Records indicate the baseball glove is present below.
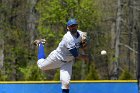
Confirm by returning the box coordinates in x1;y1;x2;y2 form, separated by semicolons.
80;32;87;48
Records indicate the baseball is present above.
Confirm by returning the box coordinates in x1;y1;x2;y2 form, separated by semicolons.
101;50;107;55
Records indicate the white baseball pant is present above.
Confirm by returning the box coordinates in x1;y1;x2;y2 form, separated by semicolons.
37;50;73;89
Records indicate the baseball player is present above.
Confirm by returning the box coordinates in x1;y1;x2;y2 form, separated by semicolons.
34;18;88;93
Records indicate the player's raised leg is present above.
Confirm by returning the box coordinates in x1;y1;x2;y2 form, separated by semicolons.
34;39;47;69
34;39;46;60
38;43;46;59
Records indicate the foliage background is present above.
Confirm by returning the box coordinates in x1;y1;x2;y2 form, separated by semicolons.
0;0;139;81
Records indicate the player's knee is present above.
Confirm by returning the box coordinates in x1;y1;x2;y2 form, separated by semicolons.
37;59;46;70
61;80;70;89
37;64;45;70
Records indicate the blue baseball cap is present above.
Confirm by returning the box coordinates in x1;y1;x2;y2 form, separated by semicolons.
67;19;78;26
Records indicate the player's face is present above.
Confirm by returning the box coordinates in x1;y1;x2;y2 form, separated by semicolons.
68;24;78;34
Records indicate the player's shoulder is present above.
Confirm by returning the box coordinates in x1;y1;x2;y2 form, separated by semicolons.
77;30;82;33
63;31;72;41
77;30;84;36
63;31;72;38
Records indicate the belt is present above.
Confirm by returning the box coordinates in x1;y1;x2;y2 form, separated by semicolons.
61;60;67;63
61;60;72;63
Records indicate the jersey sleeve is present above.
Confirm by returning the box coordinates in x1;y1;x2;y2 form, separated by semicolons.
63;35;75;50
63;35;79;57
